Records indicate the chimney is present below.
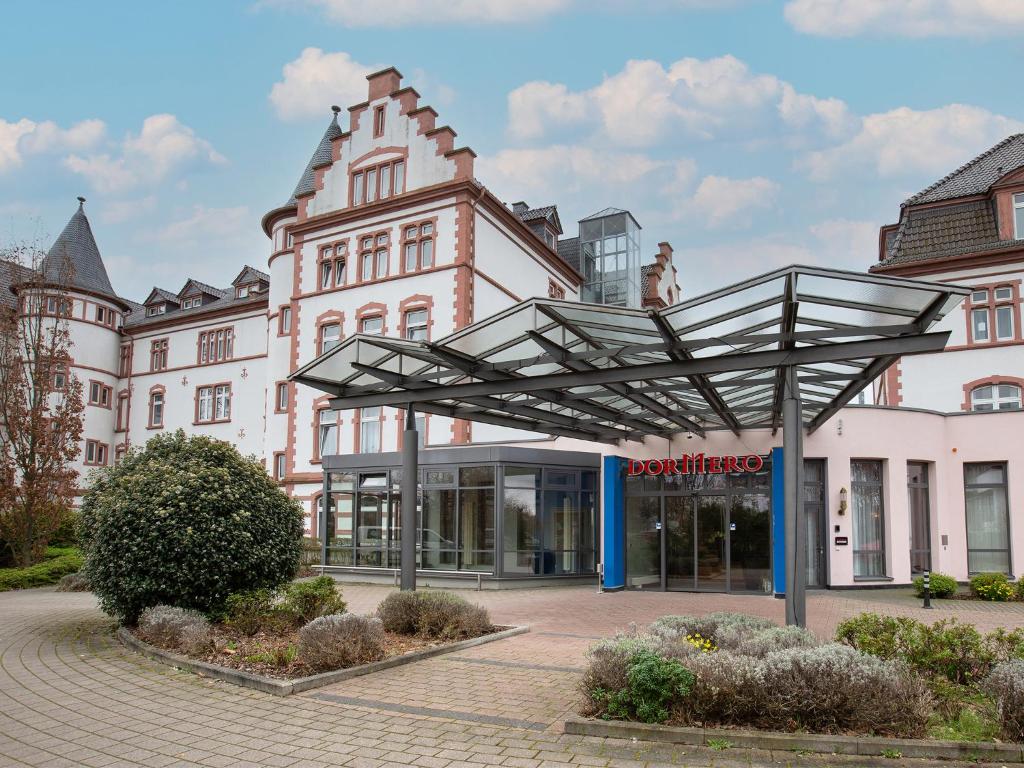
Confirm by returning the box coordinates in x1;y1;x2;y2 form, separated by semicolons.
367;67;403;101
512;201;529;216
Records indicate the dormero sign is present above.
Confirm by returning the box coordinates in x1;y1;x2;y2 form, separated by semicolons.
627;454;765;476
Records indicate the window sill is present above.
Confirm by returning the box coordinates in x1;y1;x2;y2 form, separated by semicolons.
853;575;894;582
146;424;164;431
193;419;231;426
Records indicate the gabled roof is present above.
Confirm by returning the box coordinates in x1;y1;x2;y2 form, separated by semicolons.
41;198;118;301
288;109;343;205
0;260;34;310
232;265;270;286
905;134;1024;206
580;207;641;230
143;287;181;306
178;278;228;299
880;200;1003;267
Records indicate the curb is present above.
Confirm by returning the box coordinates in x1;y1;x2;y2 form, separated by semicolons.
118;624;529;696
563;716;1024;763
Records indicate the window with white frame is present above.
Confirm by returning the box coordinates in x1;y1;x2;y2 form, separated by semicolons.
198;327;234;364
279;306;292;334
994;287;1015;340
149;390;164;427
971;383;1022;411
320;322;341;353
402;222;434;272
84;440;108;466
1014;193;1024;239
317;408;338;457
358;233;389;281
970;285;1018;343
318;242;347;289
197;384;230;423
351;160;405;206
274;452;286;481
359;406;382;453
360;315;383;335
404;309;428;340
276;382;289;412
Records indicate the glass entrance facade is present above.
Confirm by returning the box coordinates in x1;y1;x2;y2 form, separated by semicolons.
321;448;599;580
624;467;772;593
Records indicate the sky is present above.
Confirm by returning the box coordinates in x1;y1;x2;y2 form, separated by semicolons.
2;0;1023;299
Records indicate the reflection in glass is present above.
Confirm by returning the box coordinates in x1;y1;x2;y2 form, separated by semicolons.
696;496;727;591
665;496;694;590
965;462;1010;574
626;496;660;588
460;488;494;571
851;460;885;577
729;494;770;592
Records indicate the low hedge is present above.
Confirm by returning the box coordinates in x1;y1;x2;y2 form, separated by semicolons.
912;572;958;599
0;547;83;591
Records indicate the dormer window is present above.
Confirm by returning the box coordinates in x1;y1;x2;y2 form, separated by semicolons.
236;285;249;299
1014;193;1024;239
146;304;166;317
181;296;202;309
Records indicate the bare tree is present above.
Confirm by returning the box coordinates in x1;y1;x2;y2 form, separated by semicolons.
0;241;84;567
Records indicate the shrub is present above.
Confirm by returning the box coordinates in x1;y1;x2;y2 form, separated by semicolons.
1016;580;1024;602
50;509;79;548
137;605;211;653
971;572;1015;602
0;547;83;591
376;590;492;640
594;649;695;724
298;614;385;671
377;591;420;634
649;612;775;651
983;660;1024;741
836;613;994;684
912;572;958;599
56;571;91;592
280;577;346;624
581;634;658;715
223;589;280;635
734;625;819;658
78;431;304;623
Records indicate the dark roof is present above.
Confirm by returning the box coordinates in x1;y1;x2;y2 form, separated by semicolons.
42;199;118;301
883;200;1001;266
641;263;654;297
179;278;228;299
232;265;270;286
144;287;181;306
0;260;34;310
514;204;562;235
288;111;343;204
580;207;641;229
125;289;267;329
906;134;1024;206
556;237;580;272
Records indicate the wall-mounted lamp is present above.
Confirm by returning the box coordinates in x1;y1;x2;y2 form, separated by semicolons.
838;486;848;516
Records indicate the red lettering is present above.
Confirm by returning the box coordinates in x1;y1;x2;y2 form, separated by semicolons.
694;454;705;473
645;460;664;476
627;459;646;476
680;454;692;473
741;455;764;472
708;455;723;473
664;458;679;475
723;455;739;473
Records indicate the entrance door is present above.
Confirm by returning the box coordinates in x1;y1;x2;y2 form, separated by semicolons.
907;462;931;573
625;496;661;588
695;496;727;591
665;496;694;590
803;460;827;588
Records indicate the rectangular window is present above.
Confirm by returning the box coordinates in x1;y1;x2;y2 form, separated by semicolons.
1014;193;1024;239
353;172;364;205
150;339;168;371
380;166;391;198
404;309;428;340
334;243;347;286
276;382;289;412
318;409;337;457
197;328;234;364
375;233;388;277
359;406;381;453
402;222;434;272
320;323;341;353
119;344;131;377
116;392;128;431
214;384;231;421
197;387;213;422
366;168;377;203
149;391;164;428
972;308;990;342
274;452;286;481
393;161;405;194
84;440;107;466
851;460;885;577
89;381;101;405
360;316;383;335
964;462;1010;574
994;285;1013;301
51;363;66;390
320;260;332;289
279;306;292;334
373;105;385;137
95;306;106;323
907;462;930;574
995;304;1014;340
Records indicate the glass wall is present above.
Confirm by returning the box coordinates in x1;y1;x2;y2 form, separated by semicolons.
851;460;886;577
579;210;641;308
907;462;931;574
964;463;1011;574
324;462;598;578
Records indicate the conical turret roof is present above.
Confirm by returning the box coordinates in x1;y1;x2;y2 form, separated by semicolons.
42;198;118;301
287;108;343;204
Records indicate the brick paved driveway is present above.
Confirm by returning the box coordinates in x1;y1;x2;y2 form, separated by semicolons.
2;585;1023;768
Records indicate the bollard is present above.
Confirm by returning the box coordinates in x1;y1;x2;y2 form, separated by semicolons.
922;570;932;609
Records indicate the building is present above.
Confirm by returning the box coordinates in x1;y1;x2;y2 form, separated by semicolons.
3;70;1021;593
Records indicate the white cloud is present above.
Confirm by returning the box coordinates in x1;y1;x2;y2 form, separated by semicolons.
0;118;105;172
507;55;854;147
269;48;376;121
799;104;1024;181
64;114;225;194
682;175;780;228
100;196;157;224
155;205;251;245
808;218;878;264
269;0;570;26
784;0;1024;38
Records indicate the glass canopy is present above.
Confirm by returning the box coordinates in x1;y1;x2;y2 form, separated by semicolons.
291;265;969;443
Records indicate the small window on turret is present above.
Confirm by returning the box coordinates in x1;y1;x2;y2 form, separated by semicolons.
374;105;385;138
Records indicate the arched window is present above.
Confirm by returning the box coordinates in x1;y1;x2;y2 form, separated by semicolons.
971;383;1022;411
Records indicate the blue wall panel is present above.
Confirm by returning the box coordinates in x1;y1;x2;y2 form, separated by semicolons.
602;455;626;589
771;446;785;597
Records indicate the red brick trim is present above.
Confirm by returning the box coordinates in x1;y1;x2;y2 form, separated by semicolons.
399;217;438;275
356;301;389;336
315;309;345;355
149;338;169;372
961;375;1024;411
398;294;434;341
882;359;903;406
196;325;235;365
355;229;393;282
960;279;1022;348
277;304;293;336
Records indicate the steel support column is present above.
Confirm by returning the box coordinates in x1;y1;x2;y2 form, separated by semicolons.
400;406;418;591
782;366;806;627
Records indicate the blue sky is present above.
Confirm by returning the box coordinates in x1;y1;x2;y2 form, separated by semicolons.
2;0;1023;298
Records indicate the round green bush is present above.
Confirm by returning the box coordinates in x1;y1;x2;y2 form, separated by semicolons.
970;572;1015;602
911;572;958;599
78;431;303;623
